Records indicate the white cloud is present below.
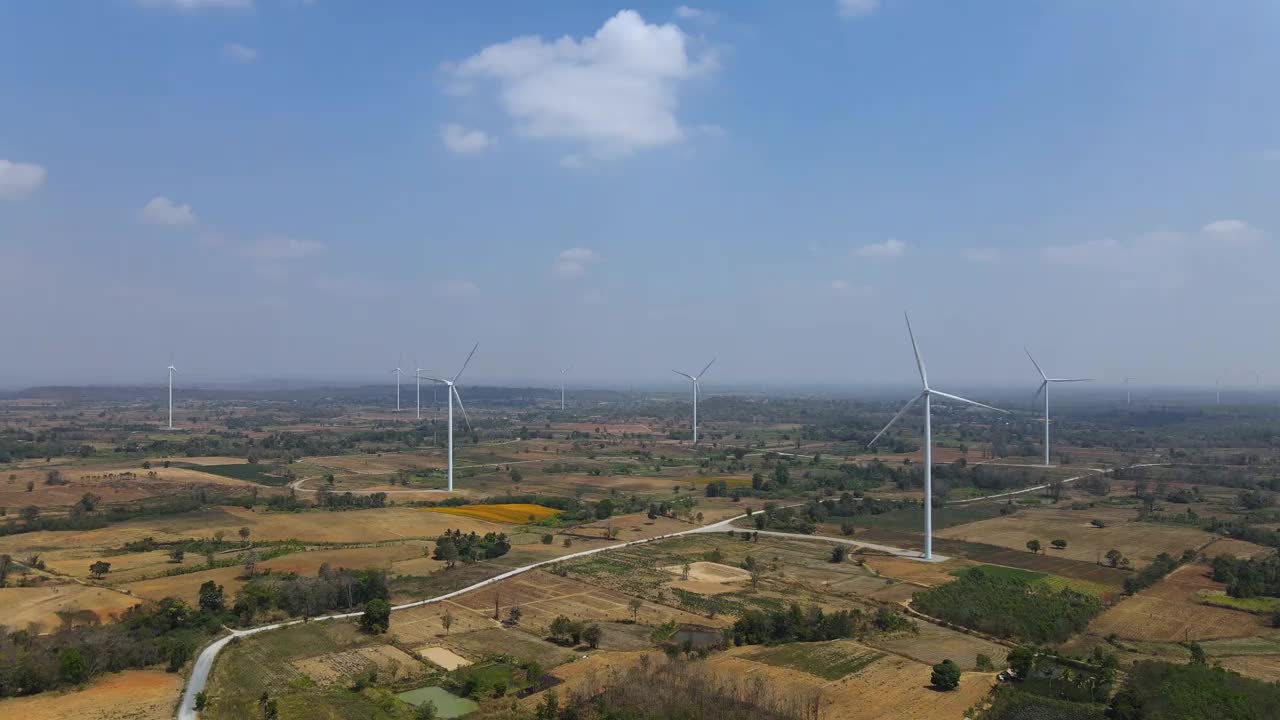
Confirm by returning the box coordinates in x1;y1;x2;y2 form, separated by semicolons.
239;236;326;262
223;43;259;63
311;273;388;300
855;238;906;259
0;159;47;200
675;6;717;23
445;10;714;160
441;124;493;154
436;279;480;297
139;196;198;226
1202;219;1262;244
837;0;880;18
1042;231;1182;268
136;0;253;10
553;247;602;277
963;247;1003;263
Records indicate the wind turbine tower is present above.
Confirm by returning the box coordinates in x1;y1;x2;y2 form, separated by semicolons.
1026;348;1091;467
869;314;1006;560
416;343;478;492
673;358;715;444
414;359;424;420
166;362;178;430
560;366;572;411
1123;376;1135;408
391;361;405;412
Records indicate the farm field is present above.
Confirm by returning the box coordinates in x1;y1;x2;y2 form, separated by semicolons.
1085;564;1265;642
866;615;1010;670
427;502;560;523
0;669;181;720
0;583;140;629
936;506;1212;566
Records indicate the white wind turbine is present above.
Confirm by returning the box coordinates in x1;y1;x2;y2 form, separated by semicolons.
1026;348;1091;467
673;358;715;445
166;361;178;430
560;366;572;410
417;343;478;492
414;358;425;421
390;360;405;412
1123;376;1135;408
869;314;1007;561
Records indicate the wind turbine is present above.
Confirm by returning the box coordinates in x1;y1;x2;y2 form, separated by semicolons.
560;366;572;411
1026;348;1091;467
1123;376;1135;408
416;343;478;492
390;360;405;412
166;361;178;430
868;314;1006;560
414;358;424;421
673;358;715;445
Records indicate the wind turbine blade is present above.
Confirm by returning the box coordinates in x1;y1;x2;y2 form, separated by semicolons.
453;386;472;431
867;392;925;447
453;342;479;383
415;375;447;384
1049;378;1093;383
904;313;928;389
672;370;695;381
1033;380;1047;402
697;357;716;379
928;389;1008;413
1024;347;1047;381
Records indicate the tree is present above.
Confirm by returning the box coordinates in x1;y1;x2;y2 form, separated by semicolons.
931;659;961;691
239;527;251;545
20;505;40;522
840;520;855;536
1026;539;1042;555
975;653;995;672
78;493;100;512
681;562;691;580
199;580;225;612
628;597;642;622
414;701;437;720
441;609;454;635
0;554;11;588
509;469;523;483
25;480;34;492
195;692;208;711
1105;549;1124;568
89;561;111;579
360;598;391;634
541;533;553;545
435;537;460;568
1051;539;1068;550
1008;647;1036;678
583;624;602;649
508;606;523;625
169;547;186;563
242;551;259;578
550;615;574;643
831;546;849;563
59;647;89;684
534;691;559;720
1189;641;1206;664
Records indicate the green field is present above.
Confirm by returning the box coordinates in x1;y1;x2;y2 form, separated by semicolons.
1198;591;1280;615
179;461;292;486
951;564;1109;598
396;687;478;719
744;641;885;680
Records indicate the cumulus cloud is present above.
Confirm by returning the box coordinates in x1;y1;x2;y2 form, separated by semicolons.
553;247;602;277
1202;219;1262;244
223;43;259;63
0;159;47;200
239;236;326;262
674;5;716;23
441;124;493;154
829;280;871;296
436;279;480;297
855;238;906;259
139;196;198;226
136;0;253;10
837;0;880;18
445;10;714;160
1042;231;1183;269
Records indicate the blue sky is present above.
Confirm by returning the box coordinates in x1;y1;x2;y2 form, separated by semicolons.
2;1;1278;389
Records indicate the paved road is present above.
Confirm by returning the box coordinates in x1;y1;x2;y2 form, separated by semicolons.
176;508;933;719
945;462;1168;505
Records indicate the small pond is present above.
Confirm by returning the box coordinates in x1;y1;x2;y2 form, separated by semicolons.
397;686;479;719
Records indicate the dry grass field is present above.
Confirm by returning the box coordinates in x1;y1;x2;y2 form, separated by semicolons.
0;669;181;720
936;506;1211;566
865;619;1009;671
1086;564;1266;642
427;503;560;524
0;583;140;629
415;645;472;670
291;644;422;685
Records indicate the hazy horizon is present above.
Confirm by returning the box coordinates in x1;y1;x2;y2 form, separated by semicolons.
4;2;1278;389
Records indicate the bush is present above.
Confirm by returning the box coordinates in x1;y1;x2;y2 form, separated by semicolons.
359;598;391;634
931;659;961;691
913;568;1101;644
